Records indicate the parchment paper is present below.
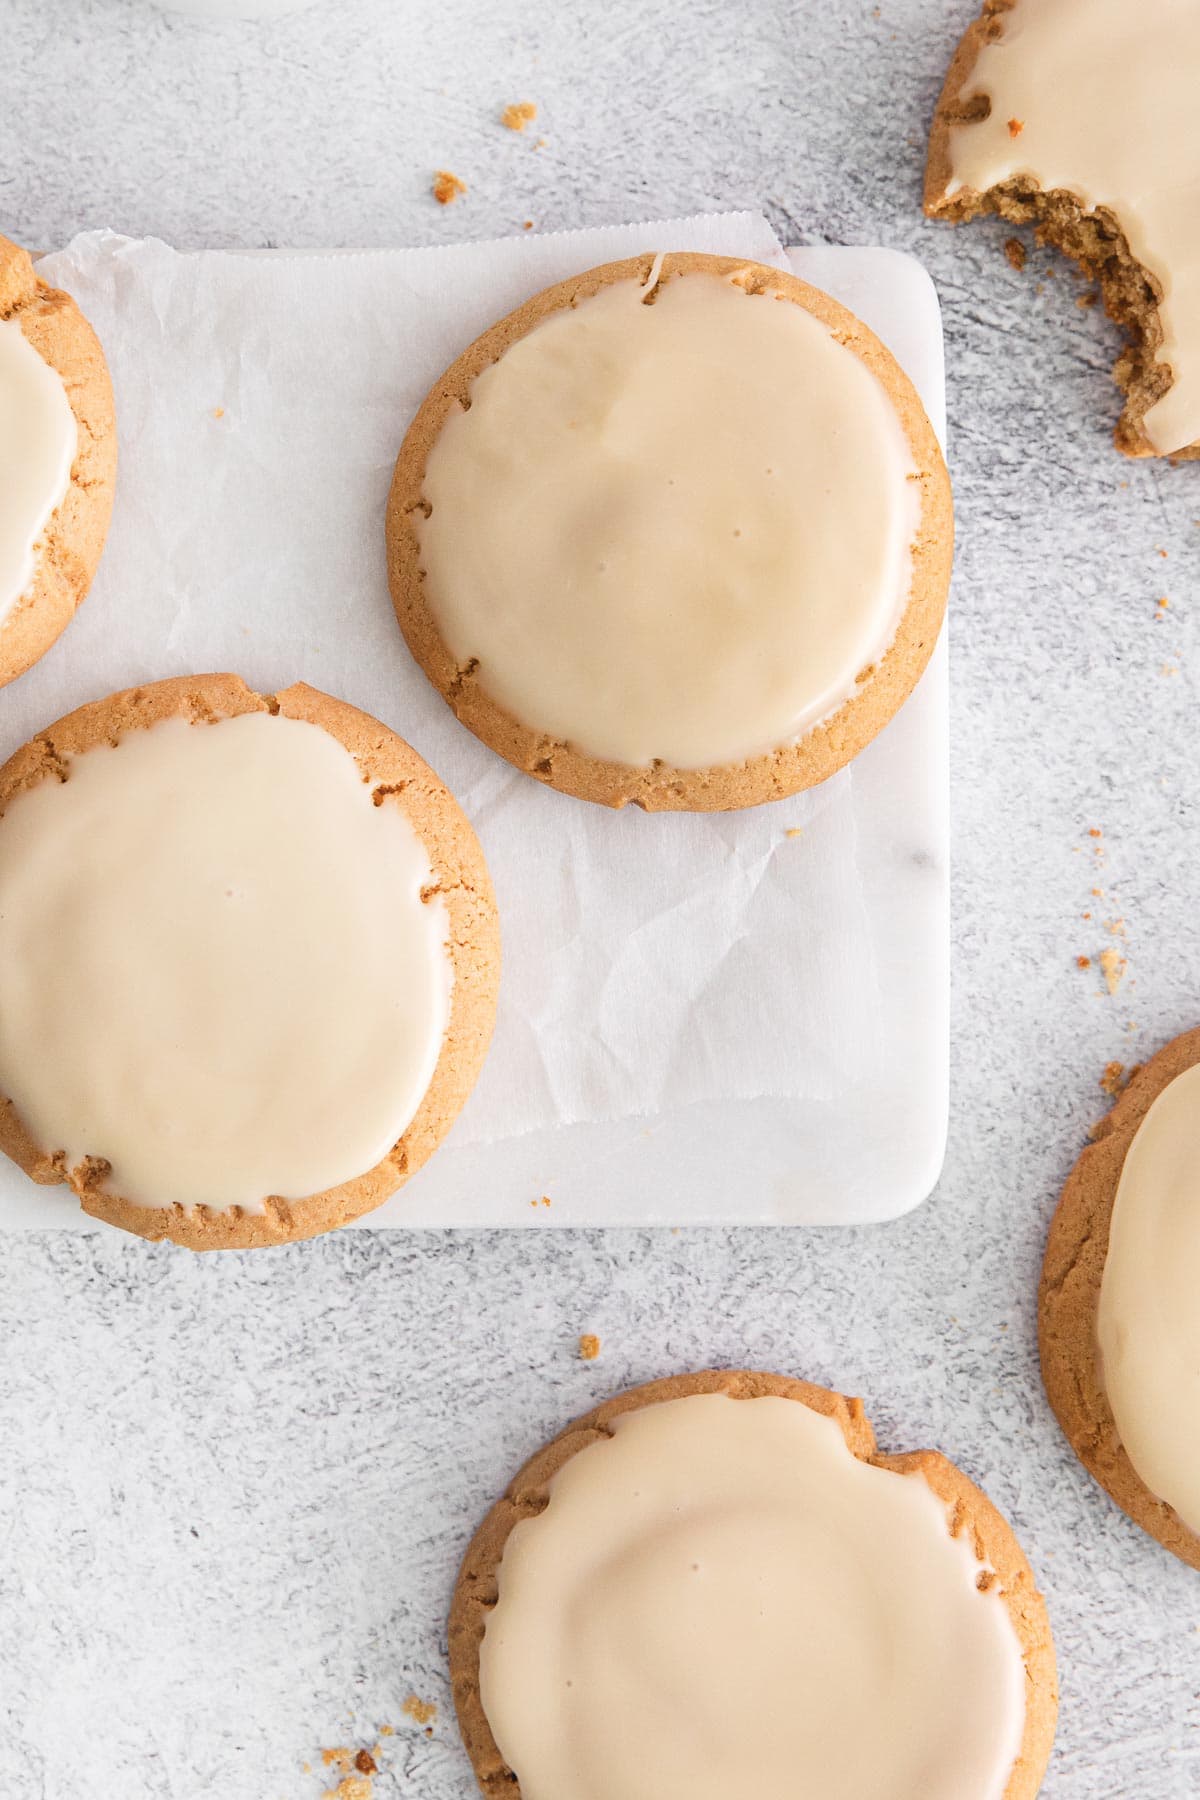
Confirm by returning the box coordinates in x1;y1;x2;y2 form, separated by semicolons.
4;219;948;1229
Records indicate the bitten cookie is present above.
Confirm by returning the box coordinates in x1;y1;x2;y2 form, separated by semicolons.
1040;1027;1200;1567
450;1369;1057;1800
387;252;952;811
925;0;1200;459
0;235;117;685
0;674;500;1250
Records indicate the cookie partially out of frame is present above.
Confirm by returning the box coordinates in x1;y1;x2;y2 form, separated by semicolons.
0;673;500;1250
0;235;117;686
925;0;1200;460
450;1368;1057;1799
387;251;952;812
1040;1027;1200;1567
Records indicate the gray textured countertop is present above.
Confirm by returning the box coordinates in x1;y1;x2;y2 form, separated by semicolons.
2;2;1199;1795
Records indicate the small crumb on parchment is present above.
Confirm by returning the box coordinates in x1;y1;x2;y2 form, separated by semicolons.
1076;955;1091;970
529;1194;552;1209
433;169;467;205
1004;237;1026;272
402;1694;438;1728
212;405;225;419
502;101;538;132
784;826;804;839
579;1333;601;1361
1100;1061;1127;1098
1007;117;1024;137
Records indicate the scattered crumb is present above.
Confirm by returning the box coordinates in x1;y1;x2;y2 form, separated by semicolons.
1003;237;1026;272
1076;955;1091;970
1161;660;1180;677
523;219;534;230
579;1333;601;1361
1100;1060;1127;1098
1159;548;1169;558
1007;117;1024;137
212;405;225;419
354;1751;378;1775
402;1695;437;1728
322;1780;371;1800
1075;290;1098;308
322;1749;352;1773
528;1194;552;1209
501;101;538;132
1099;946;1126;995
1091;887;1104;898
785;826;804;839
433;169;467;206
1087;827;1102;839
534;136;547;149
1082;911;1091;921
379;1726;394;1738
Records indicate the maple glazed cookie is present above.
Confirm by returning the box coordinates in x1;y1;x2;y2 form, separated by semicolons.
926;0;1200;459
0;234;116;686
1040;1028;1200;1566
387;252;952;811
0;674;499;1250
450;1370;1057;1800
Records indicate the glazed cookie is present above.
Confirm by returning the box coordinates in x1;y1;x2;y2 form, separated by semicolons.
1040;1028;1200;1566
387;252;952;811
451;1369;1057;1800
0;235;117;685
0;674;499;1249
926;0;1200;459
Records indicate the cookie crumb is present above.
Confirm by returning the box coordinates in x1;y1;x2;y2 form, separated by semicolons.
784;826;804;839
322;1780;372;1800
1003;237;1026;272
1100;1060;1128;1098
1075;289;1098;308
322;1749;352;1772
1076;954;1091;969
378;1726;394;1738
502;101;538;132
402;1694;437;1727
579;1333;601;1360
1007;117;1024;137
433;170;467;206
212;405;225;419
1156;596;1171;619
1099;946;1126;994
523;220;534;230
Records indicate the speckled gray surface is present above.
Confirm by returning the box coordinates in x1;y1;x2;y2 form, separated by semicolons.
2;1;1199;1795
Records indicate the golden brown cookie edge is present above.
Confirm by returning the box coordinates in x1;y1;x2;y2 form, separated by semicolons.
0;235;118;687
386;251;953;812
0;672;500;1250
448;1367;1056;1799
1039;1026;1200;1569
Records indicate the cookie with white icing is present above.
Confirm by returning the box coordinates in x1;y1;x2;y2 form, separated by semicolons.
0;235;116;686
926;0;1200;459
1040;1027;1200;1566
387;253;952;811
0;674;499;1249
451;1369;1058;1800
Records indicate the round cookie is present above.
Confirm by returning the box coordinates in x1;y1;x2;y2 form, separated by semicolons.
0;235;117;686
925;0;1200;459
0;673;500;1250
387;252;953;811
1040;1027;1200;1567
450;1368;1057;1800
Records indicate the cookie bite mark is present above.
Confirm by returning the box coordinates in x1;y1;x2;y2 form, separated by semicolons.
926;0;1200;458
